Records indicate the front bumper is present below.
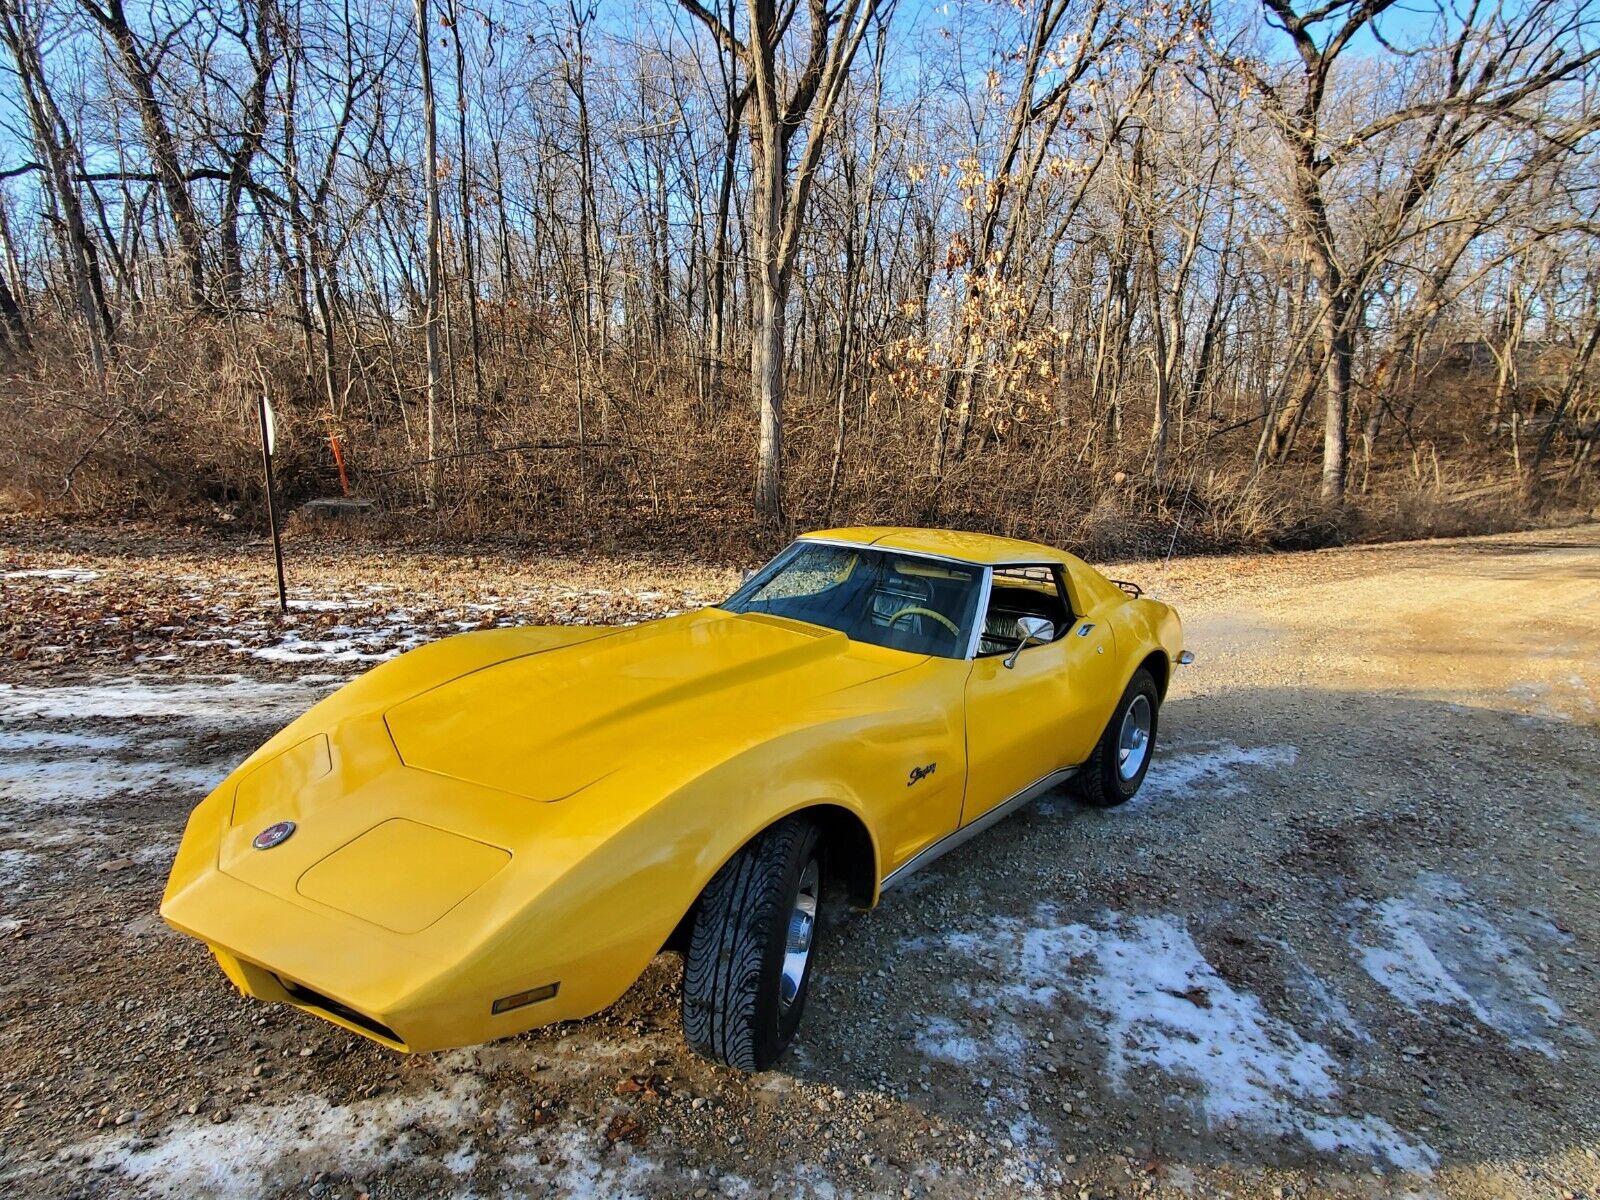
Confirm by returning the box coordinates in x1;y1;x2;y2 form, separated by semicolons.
163;868;570;1053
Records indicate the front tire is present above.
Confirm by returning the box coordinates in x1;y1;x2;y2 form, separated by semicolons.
1078;668;1160;807
682;815;822;1070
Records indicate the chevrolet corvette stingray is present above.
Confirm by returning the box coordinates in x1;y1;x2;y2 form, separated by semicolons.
162;527;1189;1070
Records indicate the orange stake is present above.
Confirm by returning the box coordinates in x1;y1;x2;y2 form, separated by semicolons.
329;431;351;497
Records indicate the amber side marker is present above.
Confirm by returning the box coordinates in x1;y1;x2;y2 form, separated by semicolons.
492;983;560;1014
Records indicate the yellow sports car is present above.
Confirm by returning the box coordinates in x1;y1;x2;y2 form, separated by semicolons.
163;527;1189;1070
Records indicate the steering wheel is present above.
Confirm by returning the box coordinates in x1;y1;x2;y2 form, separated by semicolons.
886;606;961;637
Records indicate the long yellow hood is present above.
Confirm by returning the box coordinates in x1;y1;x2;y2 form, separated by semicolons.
382;610;918;802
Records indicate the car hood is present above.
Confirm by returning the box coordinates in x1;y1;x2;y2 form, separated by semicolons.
382;609;916;801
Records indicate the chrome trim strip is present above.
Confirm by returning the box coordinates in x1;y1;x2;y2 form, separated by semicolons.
879;765;1078;893
964;565;994;660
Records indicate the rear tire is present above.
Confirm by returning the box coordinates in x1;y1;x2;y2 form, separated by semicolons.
1078;668;1160;808
682;815;822;1070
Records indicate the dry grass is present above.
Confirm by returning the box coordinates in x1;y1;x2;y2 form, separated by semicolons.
2;312;1593;562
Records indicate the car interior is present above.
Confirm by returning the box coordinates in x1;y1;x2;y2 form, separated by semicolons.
859;558;975;655
733;547;981;657
977;565;1074;657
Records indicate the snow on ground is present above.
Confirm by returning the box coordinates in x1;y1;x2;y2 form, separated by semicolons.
1351;873;1572;1057
502;1126;666;1200
3;568;101;582
74;1068;668;1200
0;847;34;887
0;677;332;807
79;1076;488;1197
0;676;333;723
1033;740;1298;816
912;906;1437;1174
243;623;430;664
4;553;708;670
1133;740;1300;806
179;584;675;666
0;753;224;806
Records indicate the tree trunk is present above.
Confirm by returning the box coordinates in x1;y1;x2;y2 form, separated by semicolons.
749;130;787;525
1320;289;1352;503
414;0;444;506
0;3;112;379
708;109;740;404
448;0;485;417
0;273;29;354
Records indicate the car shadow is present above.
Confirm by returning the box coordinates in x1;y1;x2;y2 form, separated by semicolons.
780;687;1599;1182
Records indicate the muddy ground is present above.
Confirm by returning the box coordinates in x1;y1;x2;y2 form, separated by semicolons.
0;521;1597;1200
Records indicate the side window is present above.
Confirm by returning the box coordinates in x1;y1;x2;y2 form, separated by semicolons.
977;565;1073;658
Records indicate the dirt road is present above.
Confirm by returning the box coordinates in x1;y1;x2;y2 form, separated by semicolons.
1;523;1597;1199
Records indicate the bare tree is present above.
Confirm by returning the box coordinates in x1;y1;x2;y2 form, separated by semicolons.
678;0;887;525
414;0;444;503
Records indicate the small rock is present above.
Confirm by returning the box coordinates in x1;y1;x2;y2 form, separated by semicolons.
97;858;134;874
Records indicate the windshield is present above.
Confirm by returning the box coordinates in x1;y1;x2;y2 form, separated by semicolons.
722;542;982;659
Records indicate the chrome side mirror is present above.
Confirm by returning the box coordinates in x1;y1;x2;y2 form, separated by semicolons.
740;568;756;584
1004;616;1055;669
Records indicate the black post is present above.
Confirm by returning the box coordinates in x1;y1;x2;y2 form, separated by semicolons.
259;393;288;613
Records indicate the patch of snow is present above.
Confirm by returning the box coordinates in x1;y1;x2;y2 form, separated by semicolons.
0;676;330;722
3;568;101;582
1134;741;1299;806
914;1015;982;1064
440;1142;478;1175
0;847;38;888
0;729;130;754
911;907;1435;1173
244;618;433;665
777;1163;842;1199
1353;873;1567;1057
1269;941;1371;1044
79;1078;486;1197
0;756;225;806
500;1126;665;1199
286;597;366;612
0;677;333;809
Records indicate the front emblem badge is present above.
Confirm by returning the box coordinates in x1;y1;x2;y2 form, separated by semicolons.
252;820;296;850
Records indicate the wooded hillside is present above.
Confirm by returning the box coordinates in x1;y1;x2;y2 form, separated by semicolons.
1;0;1596;555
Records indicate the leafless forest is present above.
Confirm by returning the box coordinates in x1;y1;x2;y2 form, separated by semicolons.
0;0;1596;554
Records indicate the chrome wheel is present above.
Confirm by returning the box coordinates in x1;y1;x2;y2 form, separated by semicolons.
778;858;819;1013
1118;694;1152;781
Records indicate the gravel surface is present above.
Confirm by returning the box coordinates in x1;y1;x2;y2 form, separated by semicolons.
1;521;1597;1199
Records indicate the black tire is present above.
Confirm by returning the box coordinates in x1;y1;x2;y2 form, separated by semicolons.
682;815;822;1070
1077;668;1160;808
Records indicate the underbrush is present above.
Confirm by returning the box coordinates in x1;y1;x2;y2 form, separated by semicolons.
2;317;1592;564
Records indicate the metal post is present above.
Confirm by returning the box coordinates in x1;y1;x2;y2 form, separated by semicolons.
259;392;287;614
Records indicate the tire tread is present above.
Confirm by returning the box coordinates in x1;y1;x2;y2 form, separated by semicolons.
682;817;813;1070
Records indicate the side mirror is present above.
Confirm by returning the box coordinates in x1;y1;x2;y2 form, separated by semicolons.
1004;616;1055;669
740;568;757;584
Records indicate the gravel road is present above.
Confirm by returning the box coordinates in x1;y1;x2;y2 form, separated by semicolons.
1;522;1596;1200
